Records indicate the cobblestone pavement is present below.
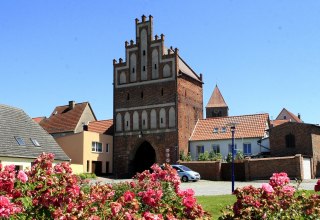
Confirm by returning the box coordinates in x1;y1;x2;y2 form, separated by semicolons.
91;177;318;196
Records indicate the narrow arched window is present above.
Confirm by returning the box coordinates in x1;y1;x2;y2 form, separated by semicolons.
133;111;139;130
116;113;122;131
124;112;131;131
152;49;159;79
169;107;176;128
159;108;166;128
130;53;137;82
141;110;148;130
163;64;171;77
119;71;126;84
150;109;157;129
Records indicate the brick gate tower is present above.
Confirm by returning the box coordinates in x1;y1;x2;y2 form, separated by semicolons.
113;15;203;177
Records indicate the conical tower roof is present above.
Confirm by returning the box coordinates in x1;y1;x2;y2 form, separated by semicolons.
206;85;228;108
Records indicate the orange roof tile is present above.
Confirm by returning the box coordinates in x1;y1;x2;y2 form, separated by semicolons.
190;113;269;141
276;108;302;123
206;85;228;108
87;119;114;135
40;102;92;134
32;116;46;123
270;119;290;127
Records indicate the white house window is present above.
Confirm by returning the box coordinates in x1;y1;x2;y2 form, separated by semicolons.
106;144;109;153
228;144;237;154
15;137;25;146
213;128;219;133
92;142;102;153
212;144;220;153
243;143;252;155
221;127;226;133
30;138;40;147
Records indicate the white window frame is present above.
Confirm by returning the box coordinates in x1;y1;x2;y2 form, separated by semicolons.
92;141;102;153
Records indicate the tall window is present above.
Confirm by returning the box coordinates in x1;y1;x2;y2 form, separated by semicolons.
212;144;220;153
228;144;237;154
243;143;252;155
197;146;204;157
92;142;102;153
286;133;295;148
106;144;109;153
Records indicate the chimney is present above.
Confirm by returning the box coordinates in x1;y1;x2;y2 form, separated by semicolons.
69;101;75;109
298;113;301;120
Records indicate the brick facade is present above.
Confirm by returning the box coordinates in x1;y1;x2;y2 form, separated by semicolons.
113;15;203;177
269;122;320;177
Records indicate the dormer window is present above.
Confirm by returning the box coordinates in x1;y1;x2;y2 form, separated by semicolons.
15;137;25;146
30;138;40;147
221;127;226;133
213;128;219;133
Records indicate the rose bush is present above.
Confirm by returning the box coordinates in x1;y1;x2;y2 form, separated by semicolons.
0;153;210;219
219;172;320;219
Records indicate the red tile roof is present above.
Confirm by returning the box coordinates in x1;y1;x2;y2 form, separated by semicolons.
276;108;302;123
190;113;269;141
87;119;114;135
270;119;290;127
32;116;46;123
206;85;228;108
40;102;92;134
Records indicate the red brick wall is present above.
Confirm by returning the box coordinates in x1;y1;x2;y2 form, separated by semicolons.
311;134;320;177
177;75;203;154
178;161;221;181
269;122;320;177
114;132;178;177
244;155;303;180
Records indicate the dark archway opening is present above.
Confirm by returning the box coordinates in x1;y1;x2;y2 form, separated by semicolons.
133;141;156;175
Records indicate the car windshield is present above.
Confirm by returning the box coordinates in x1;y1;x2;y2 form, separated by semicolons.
179;165;192;171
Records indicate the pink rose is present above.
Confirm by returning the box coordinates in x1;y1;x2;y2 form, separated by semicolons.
110;202;122;215
17;170;28;183
261;183;274;193
183;196;196;209
123;190;135;202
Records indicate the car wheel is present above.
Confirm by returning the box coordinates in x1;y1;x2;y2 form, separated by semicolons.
181;176;188;182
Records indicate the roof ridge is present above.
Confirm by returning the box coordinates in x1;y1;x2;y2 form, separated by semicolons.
202;113;269;121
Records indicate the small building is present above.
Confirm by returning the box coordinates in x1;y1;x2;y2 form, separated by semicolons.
271;108;302;127
54;120;113;175
189;113;270;160
269;122;320;178
0;104;70;170
37;101;113;175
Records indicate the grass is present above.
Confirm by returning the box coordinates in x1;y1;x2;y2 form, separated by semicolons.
196;190;315;219
196;194;236;220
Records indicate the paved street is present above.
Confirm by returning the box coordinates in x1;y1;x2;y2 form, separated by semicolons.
91;177;318;196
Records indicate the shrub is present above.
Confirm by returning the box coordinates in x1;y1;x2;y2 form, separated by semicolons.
77;173;97;180
180;151;192;161
219;172;320;219
0;153;211;219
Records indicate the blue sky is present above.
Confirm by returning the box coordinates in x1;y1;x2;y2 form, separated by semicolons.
1;1;319;124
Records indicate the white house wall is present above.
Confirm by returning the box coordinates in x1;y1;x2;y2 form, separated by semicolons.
189;138;269;160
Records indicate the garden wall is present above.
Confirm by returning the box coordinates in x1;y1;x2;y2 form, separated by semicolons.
178;161;221;180
244;154;303;181
179;154;304;181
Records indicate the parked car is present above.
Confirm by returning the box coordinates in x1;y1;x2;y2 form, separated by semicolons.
171;165;201;182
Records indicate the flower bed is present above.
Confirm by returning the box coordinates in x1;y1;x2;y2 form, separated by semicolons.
0;153;210;219
219;172;320;219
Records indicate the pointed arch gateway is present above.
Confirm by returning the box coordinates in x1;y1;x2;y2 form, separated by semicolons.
133;141;156;175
